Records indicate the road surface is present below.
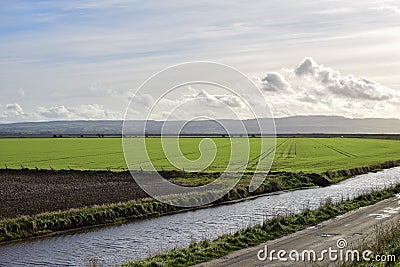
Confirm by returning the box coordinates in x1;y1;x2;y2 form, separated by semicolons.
195;195;400;267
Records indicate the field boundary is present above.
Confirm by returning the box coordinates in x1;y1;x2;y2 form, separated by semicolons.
1;158;399;179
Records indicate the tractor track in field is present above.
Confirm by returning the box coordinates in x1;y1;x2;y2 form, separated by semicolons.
276;138;295;159
1;144;119;158
326;145;358;158
134;140;239;168
314;139;358;158
7;151;123;166
7;140;238;170
4;138;270;171
286;140;296;158
246;138;289;169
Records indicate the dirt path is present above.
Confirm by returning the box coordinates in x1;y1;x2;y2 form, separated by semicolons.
195;195;400;267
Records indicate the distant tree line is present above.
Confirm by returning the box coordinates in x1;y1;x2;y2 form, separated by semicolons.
53;134;105;138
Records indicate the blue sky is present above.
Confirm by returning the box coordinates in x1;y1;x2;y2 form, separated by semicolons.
1;0;400;122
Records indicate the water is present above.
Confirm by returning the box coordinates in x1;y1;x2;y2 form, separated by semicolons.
1;167;400;266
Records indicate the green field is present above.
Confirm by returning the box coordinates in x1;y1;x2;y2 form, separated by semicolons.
0;137;399;173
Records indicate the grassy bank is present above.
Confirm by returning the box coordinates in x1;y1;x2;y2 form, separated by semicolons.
167;160;400;187
123;185;400;267
0;198;175;242
346;220;400;267
0;160;399;243
323;159;400;183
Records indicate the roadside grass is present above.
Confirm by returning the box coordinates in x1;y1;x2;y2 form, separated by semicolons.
123;185;400;267
344;219;400;267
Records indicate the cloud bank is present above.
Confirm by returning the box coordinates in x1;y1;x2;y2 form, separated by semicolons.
0;104;121;123
188;90;245;109
0;103;27;122
259;57;400;118
294;57;394;101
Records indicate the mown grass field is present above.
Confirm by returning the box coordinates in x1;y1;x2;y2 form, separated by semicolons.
0;137;399;173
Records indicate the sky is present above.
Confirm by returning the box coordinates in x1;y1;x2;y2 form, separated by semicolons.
0;0;400;122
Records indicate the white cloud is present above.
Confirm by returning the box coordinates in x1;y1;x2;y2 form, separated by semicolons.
259;72;291;92
187;90;246;109
3;103;25;116
0;103;27;122
294;57;396;101
34;104;122;120
260;57;400;118
127;88;252;121
35;106;72;119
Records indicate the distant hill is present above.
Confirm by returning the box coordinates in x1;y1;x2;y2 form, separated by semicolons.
273;116;400;134
0;116;399;136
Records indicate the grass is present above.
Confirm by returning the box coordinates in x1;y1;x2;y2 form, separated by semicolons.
123;185;400;267
345;221;400;266
0;198;176;242
0;137;399;173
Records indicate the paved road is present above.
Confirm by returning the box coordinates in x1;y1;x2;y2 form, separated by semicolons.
195;195;400;267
